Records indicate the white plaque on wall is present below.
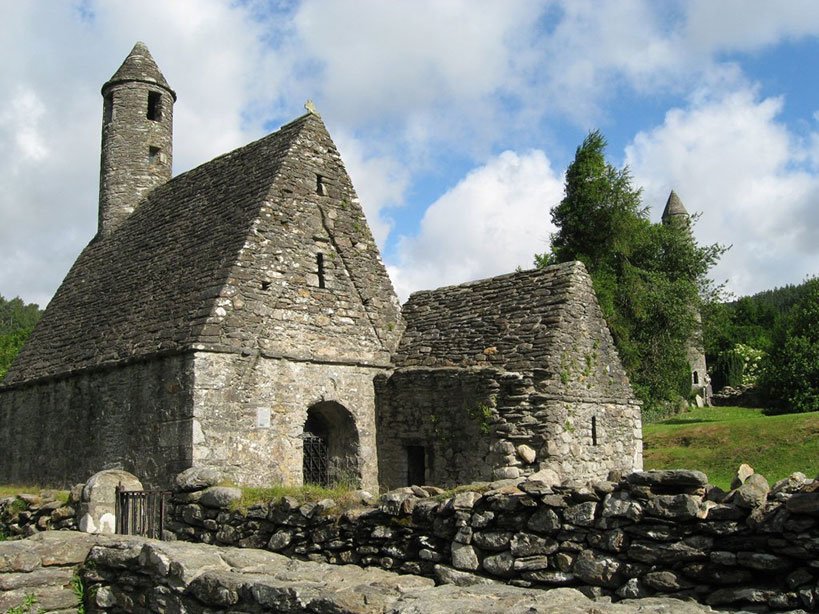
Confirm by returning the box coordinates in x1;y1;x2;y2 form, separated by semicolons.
256;407;271;428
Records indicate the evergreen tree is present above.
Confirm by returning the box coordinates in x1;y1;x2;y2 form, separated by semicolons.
759;278;819;413
537;131;723;417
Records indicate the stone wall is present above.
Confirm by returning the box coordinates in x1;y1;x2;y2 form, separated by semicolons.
80;538;714;613
0;490;77;539
0;354;194;488
166;468;819;611
0;532;99;612
192;351;384;490
376;368;641;489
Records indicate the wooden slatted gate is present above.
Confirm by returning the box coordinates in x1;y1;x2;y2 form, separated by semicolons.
115;485;168;539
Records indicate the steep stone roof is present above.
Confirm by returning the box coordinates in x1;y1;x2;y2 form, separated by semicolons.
394;262;635;399
4;113;401;386
661;190;689;221
103;41;176;99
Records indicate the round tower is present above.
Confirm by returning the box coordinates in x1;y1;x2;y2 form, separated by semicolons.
661;189;690;228
662;190;709;402
98;42;176;235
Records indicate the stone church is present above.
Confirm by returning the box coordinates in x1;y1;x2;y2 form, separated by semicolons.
0;43;642;491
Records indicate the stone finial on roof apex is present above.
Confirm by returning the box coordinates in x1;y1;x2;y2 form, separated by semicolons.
103;41;176;100
661;189;689;223
304;99;320;116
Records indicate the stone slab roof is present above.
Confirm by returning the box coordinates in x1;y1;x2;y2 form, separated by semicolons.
394;261;635;399
661;190;689;221
395;262;580;370
2;114;401;386
103;41;176;99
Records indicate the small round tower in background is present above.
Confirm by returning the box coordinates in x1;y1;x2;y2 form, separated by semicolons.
662;190;710;404
98;42;176;235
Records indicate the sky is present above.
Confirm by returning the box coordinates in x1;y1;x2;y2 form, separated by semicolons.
1;1;818;307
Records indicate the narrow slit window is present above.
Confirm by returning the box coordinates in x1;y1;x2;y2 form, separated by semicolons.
147;91;162;121
316;253;326;288
692;371;699;385
148;146;161;165
591;416;598;446
316;174;326;196
103;93;113;124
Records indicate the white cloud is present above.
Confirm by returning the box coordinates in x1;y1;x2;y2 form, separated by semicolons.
389;150;563;300
626;87;819;297
0;88;49;165
291;0;535;122
0;1;283;306
683;0;819;53
332;131;410;248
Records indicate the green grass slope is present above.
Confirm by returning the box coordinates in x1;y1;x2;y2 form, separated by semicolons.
643;406;819;490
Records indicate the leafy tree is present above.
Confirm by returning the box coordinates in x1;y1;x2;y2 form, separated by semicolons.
537;131;724;418
759;278;819;413
0;294;42;380
703;280;813;390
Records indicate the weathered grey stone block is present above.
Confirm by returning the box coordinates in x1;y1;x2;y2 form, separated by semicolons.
450;542;480;571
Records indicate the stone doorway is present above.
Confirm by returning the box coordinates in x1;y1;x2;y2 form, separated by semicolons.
302;401;360;487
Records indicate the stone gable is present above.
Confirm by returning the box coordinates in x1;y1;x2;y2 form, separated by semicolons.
3;113;402;387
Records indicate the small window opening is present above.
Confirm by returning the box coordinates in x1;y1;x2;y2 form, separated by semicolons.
147;91;162;121
316;174;326;196
692;371;699;385
103;93;113;124
261;281;271;291
316;253;325;289
406;445;426;486
148;146;161;165
591;416;598;446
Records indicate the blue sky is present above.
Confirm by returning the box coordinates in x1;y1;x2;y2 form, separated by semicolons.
1;1;818;306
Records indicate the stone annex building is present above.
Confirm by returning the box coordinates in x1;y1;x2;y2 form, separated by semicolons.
0;44;643;491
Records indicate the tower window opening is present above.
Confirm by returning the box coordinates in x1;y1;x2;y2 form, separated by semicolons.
693;371;699;385
103;93;113;124
316;174;326;196
148;146;161;165
591;416;598;446
147;91;162;121
317;252;326;288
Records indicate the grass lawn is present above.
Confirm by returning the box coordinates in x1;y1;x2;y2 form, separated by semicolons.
0;485;69;501
643;406;819;490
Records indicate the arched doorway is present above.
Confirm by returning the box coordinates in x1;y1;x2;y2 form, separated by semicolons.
302;401;360;487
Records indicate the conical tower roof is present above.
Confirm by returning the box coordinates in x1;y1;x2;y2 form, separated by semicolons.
102;41;176;100
661;190;689;222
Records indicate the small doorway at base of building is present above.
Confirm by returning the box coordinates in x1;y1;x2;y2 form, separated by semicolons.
302;401;361;488
406;445;426;486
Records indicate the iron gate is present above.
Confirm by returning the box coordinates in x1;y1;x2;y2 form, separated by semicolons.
115;485;168;539
303;433;329;486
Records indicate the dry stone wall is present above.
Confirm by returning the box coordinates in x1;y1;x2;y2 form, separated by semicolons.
166;468;819;612
80;538;716;613
0;532;96;613
0;490;77;539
